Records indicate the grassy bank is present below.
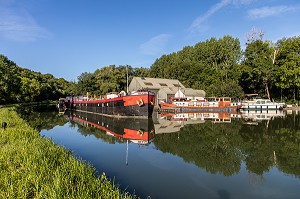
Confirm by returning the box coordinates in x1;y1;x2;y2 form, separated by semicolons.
0;107;136;199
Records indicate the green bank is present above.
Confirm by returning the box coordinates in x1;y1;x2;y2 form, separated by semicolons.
0;107;136;199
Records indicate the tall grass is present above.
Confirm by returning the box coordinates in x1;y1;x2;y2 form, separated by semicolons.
0;107;137;199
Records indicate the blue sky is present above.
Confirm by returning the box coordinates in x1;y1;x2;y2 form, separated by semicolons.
1;0;300;81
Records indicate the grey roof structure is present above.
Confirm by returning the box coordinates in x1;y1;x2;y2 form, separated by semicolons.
160;87;179;95
131;77;185;89
179;88;206;97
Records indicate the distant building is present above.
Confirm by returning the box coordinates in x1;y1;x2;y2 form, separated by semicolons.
128;77;205;105
175;88;206;101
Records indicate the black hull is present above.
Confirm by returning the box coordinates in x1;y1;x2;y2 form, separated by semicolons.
69;99;154;118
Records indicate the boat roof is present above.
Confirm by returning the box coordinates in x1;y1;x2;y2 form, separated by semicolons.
244;94;258;96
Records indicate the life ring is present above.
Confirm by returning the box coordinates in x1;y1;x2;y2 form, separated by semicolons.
137;129;144;136
137;99;144;106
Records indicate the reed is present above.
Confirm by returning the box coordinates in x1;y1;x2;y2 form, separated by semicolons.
0;107;137;199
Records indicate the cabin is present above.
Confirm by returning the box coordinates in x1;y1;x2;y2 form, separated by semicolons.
175;88;206;101
128;77;206;105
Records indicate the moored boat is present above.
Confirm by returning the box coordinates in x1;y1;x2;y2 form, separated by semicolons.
60;90;155;118
159;96;241;112
241;94;285;110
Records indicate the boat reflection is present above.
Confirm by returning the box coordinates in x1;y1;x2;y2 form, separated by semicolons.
239;110;286;125
66;111;155;144
155;112;234;134
155;110;287;133
160;112;233;123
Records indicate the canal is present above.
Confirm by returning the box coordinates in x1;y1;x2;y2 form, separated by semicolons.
18;106;300;199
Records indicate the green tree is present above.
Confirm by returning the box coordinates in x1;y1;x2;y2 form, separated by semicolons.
0;55;21;104
240;39;275;99
133;67;150;78
94;65;126;95
149;36;242;97
77;72;97;96
276;36;300;102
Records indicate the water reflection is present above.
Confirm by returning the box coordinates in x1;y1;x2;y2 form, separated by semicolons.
153;110;300;178
155;110;288;134
66;111;155;145
17;105;68;131
155;112;233;134
239;109;286;126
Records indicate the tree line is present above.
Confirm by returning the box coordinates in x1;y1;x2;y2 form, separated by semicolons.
1;33;299;104
0;55;75;104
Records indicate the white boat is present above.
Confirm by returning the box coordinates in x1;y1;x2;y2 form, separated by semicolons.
241;95;285;110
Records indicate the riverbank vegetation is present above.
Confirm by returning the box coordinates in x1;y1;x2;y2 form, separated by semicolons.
1;31;299;104
0;107;136;198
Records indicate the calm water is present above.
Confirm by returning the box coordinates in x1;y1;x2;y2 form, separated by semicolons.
19;107;300;199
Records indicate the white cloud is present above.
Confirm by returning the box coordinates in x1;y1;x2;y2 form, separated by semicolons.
139;34;172;56
248;5;300;19
232;0;257;6
189;0;231;33
188;0;258;34
0;3;50;41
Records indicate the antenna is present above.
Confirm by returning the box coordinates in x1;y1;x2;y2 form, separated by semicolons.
126;65;129;93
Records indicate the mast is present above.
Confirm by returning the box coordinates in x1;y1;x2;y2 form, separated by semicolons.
126;65;129;93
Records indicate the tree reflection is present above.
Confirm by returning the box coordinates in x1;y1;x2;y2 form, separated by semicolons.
154;120;243;176
17;105;68;131
154;113;300;177
73;121;125;144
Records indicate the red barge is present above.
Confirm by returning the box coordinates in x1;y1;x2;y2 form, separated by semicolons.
59;90;155;118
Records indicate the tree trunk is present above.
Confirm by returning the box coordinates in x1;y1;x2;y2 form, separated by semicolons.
265;81;270;100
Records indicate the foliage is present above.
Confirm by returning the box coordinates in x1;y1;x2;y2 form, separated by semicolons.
0;55;21;104
275;36;300;101
149;35;243;98
0;55;74;104
240;39;276;99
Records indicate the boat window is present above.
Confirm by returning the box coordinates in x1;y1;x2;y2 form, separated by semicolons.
173;84;180;87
